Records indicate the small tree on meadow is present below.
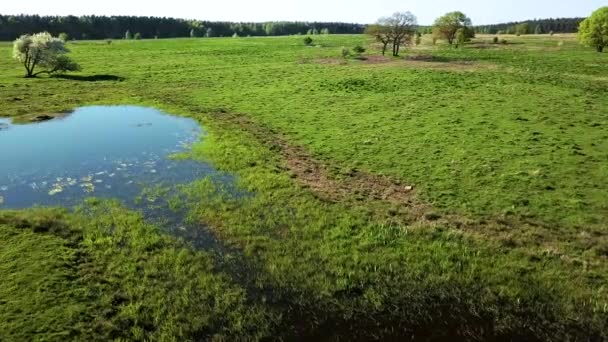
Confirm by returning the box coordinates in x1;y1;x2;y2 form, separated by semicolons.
534;25;543;35
125;30;132;40
13;32;80;78
433;11;472;45
578;7;608;52
58;32;69;42
515;23;529;36
367;12;417;56
206;28;214;37
455;28;466;48
365;24;392;56
134;32;142;40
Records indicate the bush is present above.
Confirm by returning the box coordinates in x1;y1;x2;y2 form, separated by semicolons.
134;32;142;40
105;39;112;45
501;39;508;45
493;37;499;44
415;33;422;46
303;37;313;46
353;45;366;54
58;33;69;42
341;47;350;59
51;55;81;74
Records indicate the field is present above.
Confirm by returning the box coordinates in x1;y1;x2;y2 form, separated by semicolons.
1;33;607;340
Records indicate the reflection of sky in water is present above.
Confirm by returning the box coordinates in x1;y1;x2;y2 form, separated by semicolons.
0;106;233;248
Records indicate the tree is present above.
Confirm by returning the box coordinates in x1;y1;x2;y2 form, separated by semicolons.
578;7;608;52
455;28;466;48
534;24;543;34
321;28;330;35
190;29;196;38
13;32;80;78
58;32;69;42
433;11;472;45
365;24;392;56
515;23;529;36
383;12;418;56
206;27;214;38
125;30;132;39
367;12;417;57
134;32;142;40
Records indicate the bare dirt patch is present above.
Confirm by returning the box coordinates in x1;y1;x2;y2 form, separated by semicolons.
315;55;498;72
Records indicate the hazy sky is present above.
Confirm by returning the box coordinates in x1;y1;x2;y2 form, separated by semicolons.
2;0;605;25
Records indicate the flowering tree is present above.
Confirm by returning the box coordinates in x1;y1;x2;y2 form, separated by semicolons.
13;32;80;78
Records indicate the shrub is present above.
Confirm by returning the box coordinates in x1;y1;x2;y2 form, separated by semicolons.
134;32;142;40
232;33;239;38
501;39;508;45
493;36;499;44
341;47;350;59
415;33;422;46
58;33;69;42
125;30;132;40
105;39;112;45
303;37;313;46
353;45;366;54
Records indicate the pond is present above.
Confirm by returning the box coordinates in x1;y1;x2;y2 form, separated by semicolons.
0;105;231;248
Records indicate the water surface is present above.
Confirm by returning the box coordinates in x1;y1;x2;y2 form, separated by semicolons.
0;106;230;247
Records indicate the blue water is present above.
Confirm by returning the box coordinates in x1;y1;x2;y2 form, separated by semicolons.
0;106;231;248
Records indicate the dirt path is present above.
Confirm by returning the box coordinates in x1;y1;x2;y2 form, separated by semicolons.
202;109;608;261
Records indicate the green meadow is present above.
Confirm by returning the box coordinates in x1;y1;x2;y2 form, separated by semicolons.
1;34;607;340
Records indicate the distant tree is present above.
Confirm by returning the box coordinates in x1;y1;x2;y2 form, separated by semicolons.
58;32;69;42
125;30;132;39
206;27;214;37
534;24;543;34
303;36;313;45
13;32;80;78
232;32;239;38
190;29;196;38
578;7;608;52
433;11;472;45
321;28;330;35
377;12;417;56
365;24;392;56
515;23;529;36
134;32;142;40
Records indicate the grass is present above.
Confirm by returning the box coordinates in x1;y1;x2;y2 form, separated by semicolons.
0;33;607;340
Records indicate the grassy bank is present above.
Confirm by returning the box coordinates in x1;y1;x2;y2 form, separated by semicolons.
1;34;607;340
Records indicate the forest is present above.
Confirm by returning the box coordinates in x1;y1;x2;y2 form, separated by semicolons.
0;14;364;40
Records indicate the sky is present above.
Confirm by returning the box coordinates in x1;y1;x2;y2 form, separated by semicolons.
1;0;605;25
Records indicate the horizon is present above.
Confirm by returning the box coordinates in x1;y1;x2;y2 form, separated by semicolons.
1;0;604;26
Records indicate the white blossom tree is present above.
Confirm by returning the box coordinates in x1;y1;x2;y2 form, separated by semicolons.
13;32;80;78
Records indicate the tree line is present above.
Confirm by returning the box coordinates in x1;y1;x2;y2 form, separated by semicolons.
474;17;585;34
0;15;364;41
